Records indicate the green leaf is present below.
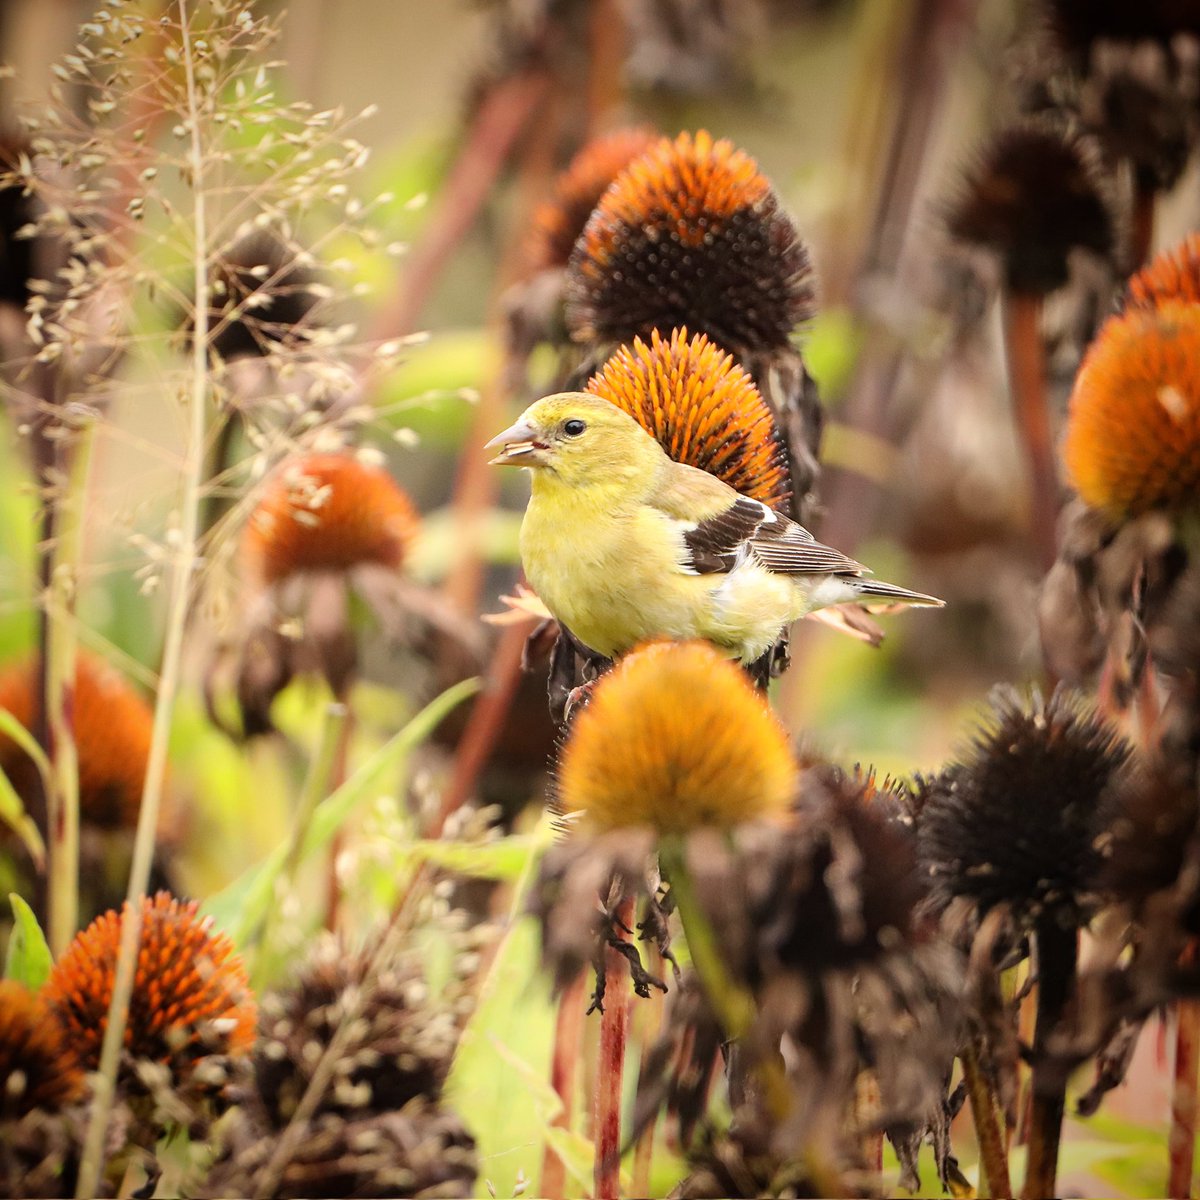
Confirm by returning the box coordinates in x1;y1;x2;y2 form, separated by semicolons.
0;707;53;793
396;835;539;882
5;893;53;988
0;760;44;870
202;676;480;944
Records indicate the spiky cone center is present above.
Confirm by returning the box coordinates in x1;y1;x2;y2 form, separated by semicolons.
42;892;256;1079
586;327;791;507
556;640;798;835
946;124;1113;294
243;453;420;585
526;127;660;273
917;691;1129;925
565;129;814;352
1064;301;1200;518
0;981;84;1116
1127;233;1200;309
0;652;157;831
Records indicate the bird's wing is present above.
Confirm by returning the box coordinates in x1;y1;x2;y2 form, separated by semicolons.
651;462;866;578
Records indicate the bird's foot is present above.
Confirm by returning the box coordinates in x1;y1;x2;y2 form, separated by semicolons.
563;679;597;723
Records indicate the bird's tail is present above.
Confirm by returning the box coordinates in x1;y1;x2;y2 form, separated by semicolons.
855;579;945;611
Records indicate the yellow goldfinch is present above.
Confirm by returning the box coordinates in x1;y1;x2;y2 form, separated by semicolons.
488;393;943;663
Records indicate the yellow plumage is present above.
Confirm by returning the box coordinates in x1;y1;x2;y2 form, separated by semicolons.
488;393;941;663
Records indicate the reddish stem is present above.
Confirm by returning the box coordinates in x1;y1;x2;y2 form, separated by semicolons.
542;972;587;1200
1170;998;1200;1197
595;895;634;1199
1131;183;1156;271
1003;292;1059;574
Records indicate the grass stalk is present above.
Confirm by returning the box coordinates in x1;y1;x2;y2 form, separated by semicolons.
44;410;97;957
594;893;634;1199
962;1038;1013;1198
1021;920;1077;1200
75;5;211;1193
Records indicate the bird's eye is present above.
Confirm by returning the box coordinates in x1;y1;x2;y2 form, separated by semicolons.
563;418;587;437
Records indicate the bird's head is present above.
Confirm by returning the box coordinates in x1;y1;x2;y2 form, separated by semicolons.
486;392;660;489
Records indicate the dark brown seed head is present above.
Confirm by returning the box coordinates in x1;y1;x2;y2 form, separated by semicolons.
917;688;1131;927
0;981;84;1118
945;123;1115;294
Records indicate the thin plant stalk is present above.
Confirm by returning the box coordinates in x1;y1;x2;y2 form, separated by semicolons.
1169;998;1200;1198
594;893;634;1200
253;700;348;990
542;970;587;1200
323;704;355;932
75;6;212;1193
44;411;97;957
856;1071;883;1178
1003;291;1059;574
1131;183;1156;270
962;1038;1013;1198
1021;920;1077;1200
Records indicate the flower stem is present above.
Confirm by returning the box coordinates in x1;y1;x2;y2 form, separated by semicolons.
75;5;211;1194
1169;998;1200;1199
594;894;633;1199
1021;919;1077;1200
44;410;97;957
1002;291;1059;575
542;970;586;1200
962;1037;1013;1198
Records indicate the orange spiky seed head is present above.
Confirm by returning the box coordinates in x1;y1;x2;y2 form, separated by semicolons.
43;892;256;1081
527;128;660;273
1127;234;1200;310
946;124;1114;294
243;453;420;585
0;981;85;1116
0;652;155;831
556;640;798;835
586;328;790;507
1064;301;1200;518
565;130;815;353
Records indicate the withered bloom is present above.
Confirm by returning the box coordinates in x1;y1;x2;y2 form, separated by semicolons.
1063;301;1200;519
555;640;798;836
42;892;256;1090
203;232;322;363
251;935;460;1127
526;128;659;274
212;451;474;737
565;130;815;354
945;122;1114;294
0;981;84;1118
917;687;1130;930
586;328;791;508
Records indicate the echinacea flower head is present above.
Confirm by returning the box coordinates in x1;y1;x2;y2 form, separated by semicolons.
0;981;84;1117
1127;233;1200;309
526;127;659;273
565;130;815;353
946;124;1114;294
1046;0;1200;56
917;688;1130;928
556;640;797;835
0;652;155;831
1064;302;1200;519
586;328;791;507
42;892;256;1083
0;134;38;312
242;453;420;585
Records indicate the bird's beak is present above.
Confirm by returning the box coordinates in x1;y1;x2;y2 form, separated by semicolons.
486;419;549;466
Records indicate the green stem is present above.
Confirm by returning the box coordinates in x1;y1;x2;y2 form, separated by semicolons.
75;5;211;1194
962;1038;1012;1198
253;700;347;989
45;410;97;957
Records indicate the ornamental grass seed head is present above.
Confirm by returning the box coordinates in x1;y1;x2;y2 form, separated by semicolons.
42;893;256;1094
555;640;798;836
1063;301;1200;519
565;130;815;353
586;327;791;508
945;123;1114;294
